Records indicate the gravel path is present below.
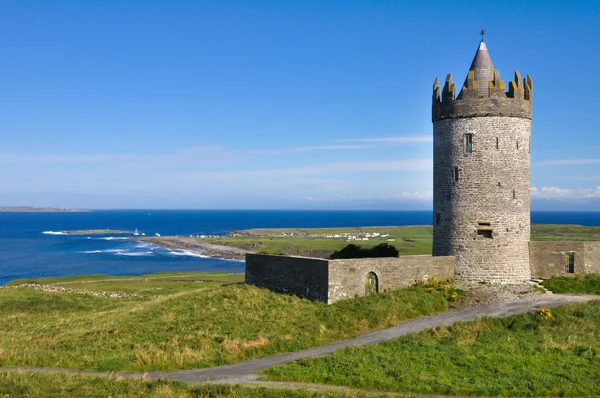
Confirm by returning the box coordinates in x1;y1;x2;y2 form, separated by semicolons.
2;293;596;386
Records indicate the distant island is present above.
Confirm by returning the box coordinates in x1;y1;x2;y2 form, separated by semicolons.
0;206;89;213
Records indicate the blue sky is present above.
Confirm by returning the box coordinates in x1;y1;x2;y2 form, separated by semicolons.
1;0;599;210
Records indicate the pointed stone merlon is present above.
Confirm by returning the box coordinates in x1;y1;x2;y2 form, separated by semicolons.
524;74;533;101
459;70;481;99
507;71;533;100
489;70;505;97
442;74;456;102
433;77;440;103
432;69;532;122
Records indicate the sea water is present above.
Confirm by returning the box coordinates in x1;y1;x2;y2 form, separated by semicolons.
0;210;599;285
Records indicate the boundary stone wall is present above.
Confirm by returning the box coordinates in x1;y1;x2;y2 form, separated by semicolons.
529;241;600;278
327;256;455;304
245;254;329;302
245;253;454;304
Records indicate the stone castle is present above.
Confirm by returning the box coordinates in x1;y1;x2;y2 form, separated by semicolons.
432;39;532;283
245;39;600;303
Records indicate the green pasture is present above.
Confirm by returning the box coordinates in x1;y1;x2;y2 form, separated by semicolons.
0;371;388;398
0;273;456;372
7;272;244;297
265;300;600;397
200;226;434;256
542;273;600;294
197;224;600;257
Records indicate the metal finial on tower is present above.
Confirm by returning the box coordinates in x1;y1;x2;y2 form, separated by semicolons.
480;29;486;41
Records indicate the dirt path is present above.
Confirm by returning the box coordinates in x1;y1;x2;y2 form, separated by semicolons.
2;293;596;387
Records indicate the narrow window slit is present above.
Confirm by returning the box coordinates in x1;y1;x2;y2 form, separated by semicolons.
464;134;473;153
565;252;575;273
477;229;493;239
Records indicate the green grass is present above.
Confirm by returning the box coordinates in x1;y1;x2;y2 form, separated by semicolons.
0;372;391;398
0;273;456;372
7;272;244;297
542;274;600;294
201;226;434;256
530;224;600;241
265;300;600;397
196;225;600;257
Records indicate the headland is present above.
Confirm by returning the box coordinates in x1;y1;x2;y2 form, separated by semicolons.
0;206;89;213
133;236;249;260
132;224;600;261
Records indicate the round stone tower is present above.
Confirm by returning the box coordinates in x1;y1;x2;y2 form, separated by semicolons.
432;40;533;283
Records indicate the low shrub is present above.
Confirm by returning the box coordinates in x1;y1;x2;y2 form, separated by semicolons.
330;243;399;259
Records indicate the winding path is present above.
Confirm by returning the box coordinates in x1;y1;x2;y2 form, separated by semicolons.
2;293;596;386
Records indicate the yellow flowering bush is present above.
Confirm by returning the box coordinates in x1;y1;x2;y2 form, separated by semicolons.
538;308;552;320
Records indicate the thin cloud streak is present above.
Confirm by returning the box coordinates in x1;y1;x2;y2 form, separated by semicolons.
338;135;432;144
307;192;433;202
0;135;430;166
178;159;433;180
0;143;375;164
0;145;223;165
534;158;600;167
531;186;600;200
230;144;372;156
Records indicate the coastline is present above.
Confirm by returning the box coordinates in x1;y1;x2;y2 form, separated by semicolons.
0;206;89;213
133;237;250;261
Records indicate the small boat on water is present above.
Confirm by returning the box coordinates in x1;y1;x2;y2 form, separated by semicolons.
133;229;139;236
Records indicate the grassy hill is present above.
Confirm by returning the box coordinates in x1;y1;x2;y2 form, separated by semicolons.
265;299;600;396
1;272;456;372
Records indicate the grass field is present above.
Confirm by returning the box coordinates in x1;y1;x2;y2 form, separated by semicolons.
196;224;600;257
265;300;600;397
7;272;244;297
201;226;434;256
541;274;600;295
0;273;456;372
0;371;389;398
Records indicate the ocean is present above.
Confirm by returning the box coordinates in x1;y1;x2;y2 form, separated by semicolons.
1;210;599;285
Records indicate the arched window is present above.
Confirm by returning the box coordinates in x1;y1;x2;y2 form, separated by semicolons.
365;272;379;295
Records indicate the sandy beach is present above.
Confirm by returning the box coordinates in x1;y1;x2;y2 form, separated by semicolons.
133;237;250;261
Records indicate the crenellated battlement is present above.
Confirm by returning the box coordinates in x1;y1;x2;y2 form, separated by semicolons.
432;69;532;122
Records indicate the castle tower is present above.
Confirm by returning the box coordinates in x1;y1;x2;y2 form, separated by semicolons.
432;39;533;283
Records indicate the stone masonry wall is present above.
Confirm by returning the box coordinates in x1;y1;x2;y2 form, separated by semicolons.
245;254;329;303
433;116;531;283
327;256;454;304
245;254;455;304
529;241;600;278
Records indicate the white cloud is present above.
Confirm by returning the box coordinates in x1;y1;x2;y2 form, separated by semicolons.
178;159;433;180
306;192;433;202
553;176;600;181
0;145;223;165
289;144;373;152
231;144;372;156
531;186;600;200
338;135;432;144
534;158;600;167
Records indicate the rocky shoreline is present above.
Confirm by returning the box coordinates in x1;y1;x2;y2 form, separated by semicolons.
2;283;140;298
132;237;250;261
